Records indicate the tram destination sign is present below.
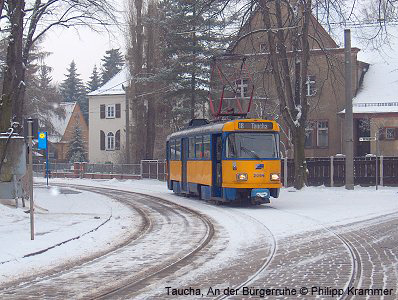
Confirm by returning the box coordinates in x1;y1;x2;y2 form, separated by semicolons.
238;122;273;130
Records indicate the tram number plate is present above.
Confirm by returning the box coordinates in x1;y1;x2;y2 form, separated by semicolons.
238;122;273;130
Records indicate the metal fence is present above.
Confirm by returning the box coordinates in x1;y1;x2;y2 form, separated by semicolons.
33;160;166;181
33;157;398;187
281;156;398;187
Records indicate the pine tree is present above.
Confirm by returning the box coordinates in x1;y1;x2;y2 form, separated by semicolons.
67;124;87;163
87;65;101;92
159;0;232;127
60;60;88;121
101;49;124;84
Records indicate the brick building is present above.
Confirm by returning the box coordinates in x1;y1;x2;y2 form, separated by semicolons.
220;8;368;158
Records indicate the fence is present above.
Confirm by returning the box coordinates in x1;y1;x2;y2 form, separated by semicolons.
33;160;166;181
281;156;398;187
33;157;398;187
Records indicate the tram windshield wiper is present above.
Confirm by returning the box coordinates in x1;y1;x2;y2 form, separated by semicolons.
240;145;261;159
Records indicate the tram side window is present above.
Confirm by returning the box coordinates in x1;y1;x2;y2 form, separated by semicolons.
203;136;210;159
175;139;181;160
195;136;203;158
170;140;176;160
189;137;195;159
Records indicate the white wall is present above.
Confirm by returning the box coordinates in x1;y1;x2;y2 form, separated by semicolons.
88;94;126;163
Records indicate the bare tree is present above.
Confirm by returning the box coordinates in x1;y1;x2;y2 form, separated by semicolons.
0;0;117;177
127;0;163;162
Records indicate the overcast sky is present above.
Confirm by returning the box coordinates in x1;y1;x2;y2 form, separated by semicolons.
42;0;127;84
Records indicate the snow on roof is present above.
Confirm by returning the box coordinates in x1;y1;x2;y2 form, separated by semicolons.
352;29;398;114
48;102;76;143
88;66;130;96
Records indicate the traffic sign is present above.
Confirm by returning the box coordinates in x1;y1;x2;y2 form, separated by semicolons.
38;132;47;149
359;137;376;142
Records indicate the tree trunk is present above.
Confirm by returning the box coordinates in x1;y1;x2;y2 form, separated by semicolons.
293;126;307;189
0;0;26;134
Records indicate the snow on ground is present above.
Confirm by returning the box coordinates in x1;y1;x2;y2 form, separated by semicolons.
0;184;136;286
38;177;398;237
2;177;398;288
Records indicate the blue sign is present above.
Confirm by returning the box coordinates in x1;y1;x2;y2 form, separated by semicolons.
38;132;47;150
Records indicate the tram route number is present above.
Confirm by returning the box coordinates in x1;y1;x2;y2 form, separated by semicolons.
238;121;273;130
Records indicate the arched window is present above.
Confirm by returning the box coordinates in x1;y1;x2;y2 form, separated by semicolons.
106;132;115;150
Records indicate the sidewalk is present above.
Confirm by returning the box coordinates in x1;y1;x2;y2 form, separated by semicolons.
0;184;135;286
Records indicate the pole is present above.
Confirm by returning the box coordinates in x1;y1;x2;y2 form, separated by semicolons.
46;144;49;186
27;119;34;240
375;132;379;190
330;156;334;187
380;155;384;187
344;29;354;190
284;156;288;187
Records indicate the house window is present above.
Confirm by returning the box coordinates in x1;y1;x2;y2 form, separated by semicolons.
305;75;316;97
317;121;328;147
305;121;316;148
260;43;267;52
106;105;115;118
106;132;115;150
386;128;395;140
235;78;249;98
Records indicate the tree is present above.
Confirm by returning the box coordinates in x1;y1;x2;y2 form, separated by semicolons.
60;61;88;121
0;0;116;178
159;0;232;127
87;65;101;92
127;0;161;162
66;124;87;162
101;48;124;85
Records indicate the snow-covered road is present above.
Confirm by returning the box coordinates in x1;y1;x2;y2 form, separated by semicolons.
1;178;398;299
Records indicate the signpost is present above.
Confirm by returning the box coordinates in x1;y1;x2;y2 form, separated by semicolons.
27;119;34;240
38;132;49;186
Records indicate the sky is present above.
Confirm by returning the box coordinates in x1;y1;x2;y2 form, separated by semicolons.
41;0;128;84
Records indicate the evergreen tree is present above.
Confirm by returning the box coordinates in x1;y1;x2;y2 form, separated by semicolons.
159;0;232;127
60;60;88;121
87;65;101;92
101;48;124;84
67;124;87;162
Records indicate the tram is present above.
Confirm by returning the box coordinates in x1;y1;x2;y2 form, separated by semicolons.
166;118;281;204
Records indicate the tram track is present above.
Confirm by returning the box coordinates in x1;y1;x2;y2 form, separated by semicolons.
266;207;363;300
0;184;215;300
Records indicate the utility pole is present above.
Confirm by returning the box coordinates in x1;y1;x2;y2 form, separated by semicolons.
344;29;354;190
27;119;35;240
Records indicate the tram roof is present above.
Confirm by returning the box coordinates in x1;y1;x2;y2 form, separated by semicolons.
167;119;279;141
167;121;226;141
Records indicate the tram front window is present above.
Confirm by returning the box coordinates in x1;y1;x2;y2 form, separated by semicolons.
226;133;279;159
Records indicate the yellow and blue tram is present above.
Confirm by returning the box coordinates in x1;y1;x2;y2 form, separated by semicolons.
166;118;281;204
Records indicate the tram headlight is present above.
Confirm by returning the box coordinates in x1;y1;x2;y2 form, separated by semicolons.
236;173;248;181
270;173;280;181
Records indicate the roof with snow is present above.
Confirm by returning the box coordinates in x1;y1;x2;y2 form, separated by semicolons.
352;31;398;114
88;66;130;96
48;102;76;143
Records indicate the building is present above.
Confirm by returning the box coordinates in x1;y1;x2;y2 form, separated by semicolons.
48;102;88;162
87;67;129;163
222;8;368;158
349;38;398;156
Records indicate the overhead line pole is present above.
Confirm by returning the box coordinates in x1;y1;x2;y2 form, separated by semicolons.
344;29;354;190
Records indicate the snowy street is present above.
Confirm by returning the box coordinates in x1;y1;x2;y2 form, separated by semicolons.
1;178;398;299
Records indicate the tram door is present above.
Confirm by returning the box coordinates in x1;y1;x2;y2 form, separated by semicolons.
181;138;188;192
212;134;222;197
